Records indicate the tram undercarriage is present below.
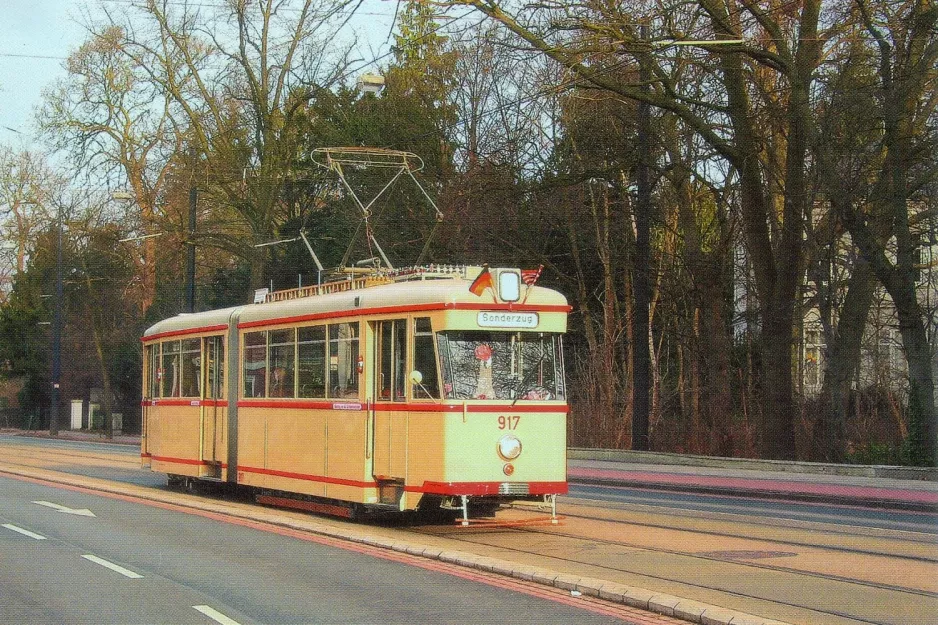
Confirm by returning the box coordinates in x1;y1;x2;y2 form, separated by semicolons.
165;474;560;525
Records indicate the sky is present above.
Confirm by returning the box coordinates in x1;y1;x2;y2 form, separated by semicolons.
0;0;398;149
0;0;87;143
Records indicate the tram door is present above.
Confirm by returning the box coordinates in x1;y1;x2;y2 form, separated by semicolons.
372;319;408;484
141;344;157;467
201;336;225;478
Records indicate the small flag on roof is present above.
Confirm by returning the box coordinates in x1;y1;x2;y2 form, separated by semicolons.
521;265;543;287
469;265;494;296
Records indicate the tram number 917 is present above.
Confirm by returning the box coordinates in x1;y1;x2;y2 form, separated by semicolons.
498;415;521;430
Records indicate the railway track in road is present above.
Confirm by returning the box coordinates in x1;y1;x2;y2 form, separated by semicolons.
4;444;140;468
0;438;140;471
408;499;938;625
553;498;938;563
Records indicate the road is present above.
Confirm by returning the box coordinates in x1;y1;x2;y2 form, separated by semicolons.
0;471;641;625
1;433;936;625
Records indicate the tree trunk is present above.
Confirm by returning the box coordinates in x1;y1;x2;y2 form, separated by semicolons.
671;158;735;456
815;260;876;462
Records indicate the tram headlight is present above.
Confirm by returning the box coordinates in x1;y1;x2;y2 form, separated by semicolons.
496;434;522;461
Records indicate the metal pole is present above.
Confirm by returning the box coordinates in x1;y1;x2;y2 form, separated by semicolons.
50;206;63;436
632;24;652;451
186;185;197;313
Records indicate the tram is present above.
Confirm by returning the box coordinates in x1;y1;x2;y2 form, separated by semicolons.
141;265;569;524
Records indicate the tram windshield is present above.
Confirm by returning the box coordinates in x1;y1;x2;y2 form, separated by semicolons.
437;331;565;401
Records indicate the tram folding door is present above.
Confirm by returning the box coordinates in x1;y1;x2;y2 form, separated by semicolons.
372;319;408;494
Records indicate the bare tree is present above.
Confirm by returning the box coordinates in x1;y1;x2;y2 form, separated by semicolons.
103;0;357;292
444;0;828;459
816;0;938;464
39;26;177;314
0;148;60;300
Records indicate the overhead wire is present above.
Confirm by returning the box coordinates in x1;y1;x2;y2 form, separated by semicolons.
15;0;886;186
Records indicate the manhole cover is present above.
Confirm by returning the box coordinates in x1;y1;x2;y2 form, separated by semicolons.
696;550;798;560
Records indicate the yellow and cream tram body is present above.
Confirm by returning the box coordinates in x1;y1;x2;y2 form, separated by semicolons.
141;266;569;523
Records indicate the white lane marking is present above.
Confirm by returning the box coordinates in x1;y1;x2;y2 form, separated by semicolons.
193;605;243;625
2;523;47;540
32;501;96;517
81;554;143;578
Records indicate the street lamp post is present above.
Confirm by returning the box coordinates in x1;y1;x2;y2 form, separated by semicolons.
632;24;652;452
50;205;63;436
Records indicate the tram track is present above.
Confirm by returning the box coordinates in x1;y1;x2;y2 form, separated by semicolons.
405;499;938;625
416;520;938;598
550;502;938;565
0;442;139;471
409;526;919;625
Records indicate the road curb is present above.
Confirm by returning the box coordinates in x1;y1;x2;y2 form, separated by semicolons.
0;462;796;625
569;448;938;481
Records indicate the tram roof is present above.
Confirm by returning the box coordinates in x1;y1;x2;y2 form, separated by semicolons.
143;269;568;340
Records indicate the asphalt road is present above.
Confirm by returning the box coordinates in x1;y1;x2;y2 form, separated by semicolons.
8;434;932;535
0;473;632;625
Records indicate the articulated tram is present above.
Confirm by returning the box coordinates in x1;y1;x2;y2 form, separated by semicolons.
141;266;569;524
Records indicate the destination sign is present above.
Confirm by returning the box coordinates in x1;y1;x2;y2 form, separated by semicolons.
477;311;539;329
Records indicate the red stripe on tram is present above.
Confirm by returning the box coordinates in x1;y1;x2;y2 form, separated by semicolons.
235;400;567;413
237;466;377;489
238;301;570;330
143;399;228;407
412;481;568;496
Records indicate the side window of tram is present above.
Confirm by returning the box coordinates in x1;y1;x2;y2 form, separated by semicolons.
206;336;224;399
161;341;180;397
297;325;326;398
180;338;201;397
413;318;439;399
329;322;360;398
269;329;296;398
243;331;267;398
145;345;158;399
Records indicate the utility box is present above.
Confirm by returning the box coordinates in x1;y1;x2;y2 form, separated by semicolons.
112;413;123;436
70;400;84;430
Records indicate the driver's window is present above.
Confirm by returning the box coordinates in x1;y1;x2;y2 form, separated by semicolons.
412;318;439;399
